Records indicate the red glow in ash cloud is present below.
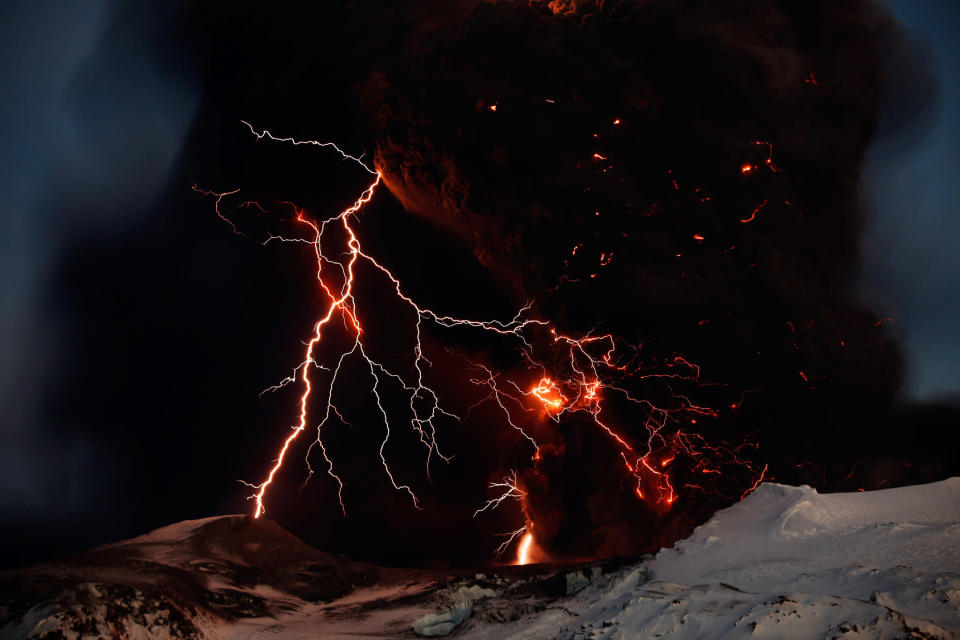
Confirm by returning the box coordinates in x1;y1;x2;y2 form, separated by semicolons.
198;123;766;563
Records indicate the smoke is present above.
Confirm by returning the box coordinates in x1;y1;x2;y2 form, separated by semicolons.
174;0;932;561
13;0;945;567
363;0;912;556
857;2;958;403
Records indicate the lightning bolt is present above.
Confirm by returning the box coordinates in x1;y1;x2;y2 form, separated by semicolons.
200;122;766;561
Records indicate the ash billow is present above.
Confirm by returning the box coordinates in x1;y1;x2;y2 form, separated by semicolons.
40;0;944;571
175;0;935;563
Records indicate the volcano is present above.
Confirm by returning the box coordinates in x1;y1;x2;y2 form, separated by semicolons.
2;478;957;639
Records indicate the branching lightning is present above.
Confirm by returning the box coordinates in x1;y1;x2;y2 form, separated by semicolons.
199;122;766;564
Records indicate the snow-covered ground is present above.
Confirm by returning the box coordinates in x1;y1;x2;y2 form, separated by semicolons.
463;478;960;639
2;479;958;639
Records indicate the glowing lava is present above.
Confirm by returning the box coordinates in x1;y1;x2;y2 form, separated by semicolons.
516;531;534;566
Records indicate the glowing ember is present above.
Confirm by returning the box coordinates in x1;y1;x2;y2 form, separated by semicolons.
531;377;566;413
740;199;769;224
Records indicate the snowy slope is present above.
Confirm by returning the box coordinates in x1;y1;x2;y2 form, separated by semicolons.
2;480;958;639
462;478;960;639
0;515;392;639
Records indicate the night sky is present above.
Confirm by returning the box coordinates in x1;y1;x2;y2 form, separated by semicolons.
1;0;958;570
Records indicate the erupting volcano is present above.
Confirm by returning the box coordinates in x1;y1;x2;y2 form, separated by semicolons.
170;0;948;567
200;122;766;564
3;0;959;636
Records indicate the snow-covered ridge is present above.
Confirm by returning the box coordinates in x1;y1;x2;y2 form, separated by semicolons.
652;478;960;588
462;478;960;639
118;514;242;545
2;480;958;639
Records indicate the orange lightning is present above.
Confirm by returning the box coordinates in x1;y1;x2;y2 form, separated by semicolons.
203;121;766;560
210;123;548;523
246;174;380;518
